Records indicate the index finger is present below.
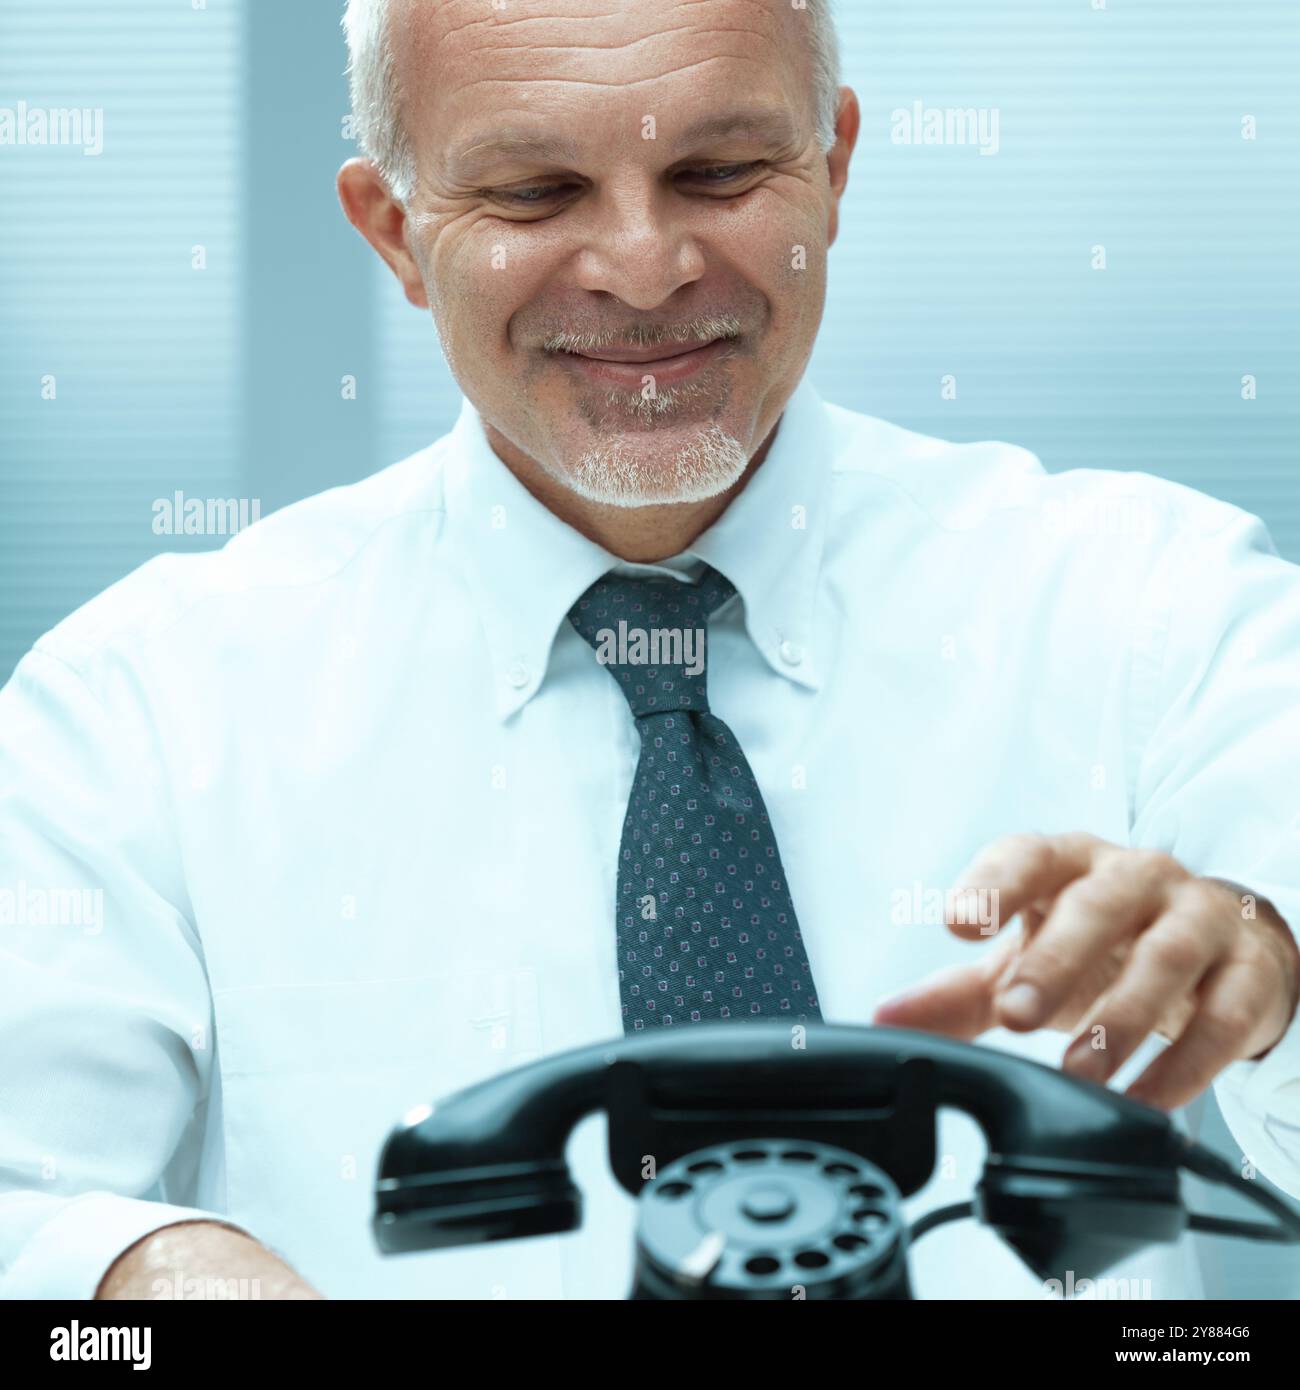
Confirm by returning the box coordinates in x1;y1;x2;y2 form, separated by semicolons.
945;831;1105;940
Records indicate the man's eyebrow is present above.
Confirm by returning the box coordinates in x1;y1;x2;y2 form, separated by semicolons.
672;108;802;153
446;132;582;180
446;109;802;180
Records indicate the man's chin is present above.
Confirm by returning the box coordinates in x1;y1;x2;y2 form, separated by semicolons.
556;421;752;510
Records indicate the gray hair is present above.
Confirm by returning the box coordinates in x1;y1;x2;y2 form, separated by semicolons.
343;0;841;204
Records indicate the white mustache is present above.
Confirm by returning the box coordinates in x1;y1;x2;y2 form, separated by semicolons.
542;315;743;355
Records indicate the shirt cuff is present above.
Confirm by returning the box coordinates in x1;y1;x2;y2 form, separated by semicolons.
1213;1003;1300;1201
0;1191;249;1300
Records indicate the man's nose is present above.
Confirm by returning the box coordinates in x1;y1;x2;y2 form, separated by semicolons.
570;185;707;310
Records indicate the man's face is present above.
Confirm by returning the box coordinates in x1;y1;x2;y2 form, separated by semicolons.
390;0;847;507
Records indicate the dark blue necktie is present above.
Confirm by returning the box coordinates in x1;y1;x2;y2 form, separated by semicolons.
568;566;822;1031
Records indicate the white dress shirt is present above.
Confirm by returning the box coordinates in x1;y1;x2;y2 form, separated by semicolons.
2;375;1299;1301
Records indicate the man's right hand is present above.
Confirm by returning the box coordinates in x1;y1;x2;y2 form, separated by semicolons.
95;1220;323;1300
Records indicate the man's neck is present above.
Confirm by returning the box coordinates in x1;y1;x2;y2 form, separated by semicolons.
481;421;781;563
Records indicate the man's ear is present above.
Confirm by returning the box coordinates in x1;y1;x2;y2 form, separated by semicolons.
337;157;429;309
824;87;860;250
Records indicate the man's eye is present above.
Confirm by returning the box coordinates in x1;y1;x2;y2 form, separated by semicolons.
487;183;575;209
681;162;763;187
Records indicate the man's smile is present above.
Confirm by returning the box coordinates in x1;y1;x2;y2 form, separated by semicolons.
552;335;734;389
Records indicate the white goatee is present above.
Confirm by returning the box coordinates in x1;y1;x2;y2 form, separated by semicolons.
563;425;750;509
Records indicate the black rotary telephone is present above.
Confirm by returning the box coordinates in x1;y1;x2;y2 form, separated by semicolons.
371;1023;1300;1299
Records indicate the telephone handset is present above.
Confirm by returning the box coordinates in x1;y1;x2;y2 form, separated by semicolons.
372;1023;1300;1299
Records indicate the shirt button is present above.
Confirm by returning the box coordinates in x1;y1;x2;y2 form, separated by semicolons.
778;640;805;667
506;662;530;689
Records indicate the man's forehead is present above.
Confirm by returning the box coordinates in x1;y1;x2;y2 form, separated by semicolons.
395;0;793;50
392;0;807;120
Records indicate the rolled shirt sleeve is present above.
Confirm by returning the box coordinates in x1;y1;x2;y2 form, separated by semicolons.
1129;494;1300;1198
0;643;247;1297
0;1191;246;1300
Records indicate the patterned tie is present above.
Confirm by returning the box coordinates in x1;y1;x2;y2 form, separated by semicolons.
568;566;823;1031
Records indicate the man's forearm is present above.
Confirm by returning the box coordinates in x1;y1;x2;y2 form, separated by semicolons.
95;1219;323;1300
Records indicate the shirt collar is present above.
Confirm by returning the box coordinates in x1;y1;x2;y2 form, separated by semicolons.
688;375;829;694
442;374;831;721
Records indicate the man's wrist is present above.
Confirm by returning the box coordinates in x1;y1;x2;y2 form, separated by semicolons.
1204;876;1300;1060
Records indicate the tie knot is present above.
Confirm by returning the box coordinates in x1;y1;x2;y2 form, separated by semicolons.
568;567;736;718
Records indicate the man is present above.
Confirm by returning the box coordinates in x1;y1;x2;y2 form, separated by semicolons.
1;0;1297;1301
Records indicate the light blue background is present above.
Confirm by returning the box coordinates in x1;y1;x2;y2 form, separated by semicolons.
1;0;1297;1298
